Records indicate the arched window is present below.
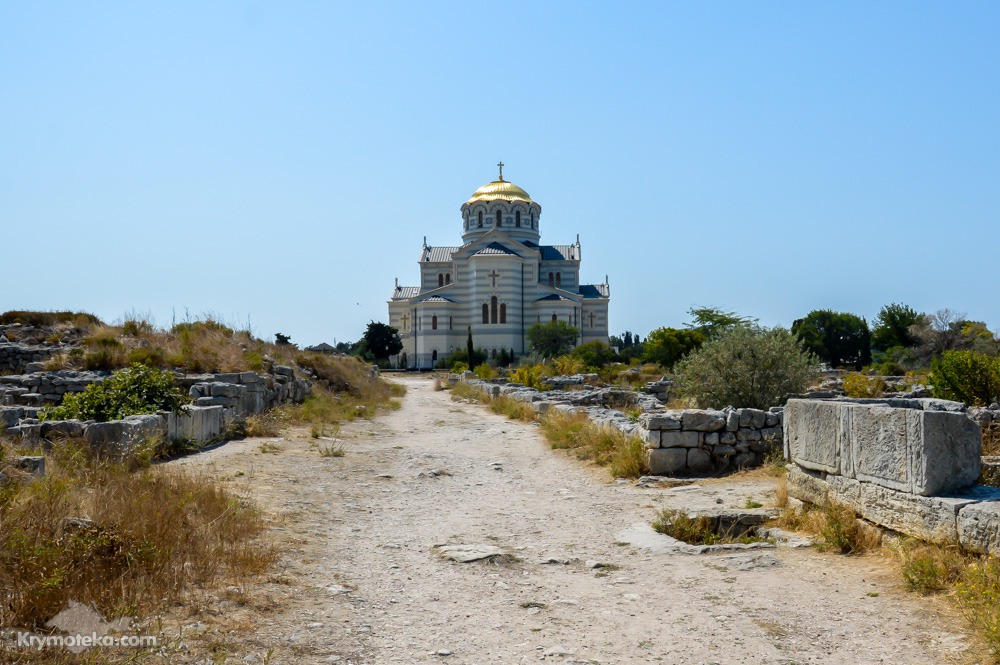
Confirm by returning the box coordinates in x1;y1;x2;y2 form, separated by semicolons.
482;304;489;324
449;316;453;330
515;211;521;227
556;273;562;288
438;274;444;287
478;210;483;227
401;352;408;368
531;211;535;228
432;349;438;362
491;349;497;359
548;272;554;286
490;296;498;324
432;315;438;330
552;313;558;322
500;303;506;324
445;274;451;284
496;210;502;226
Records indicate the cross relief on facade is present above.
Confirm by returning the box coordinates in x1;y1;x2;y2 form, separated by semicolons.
488;270;500;287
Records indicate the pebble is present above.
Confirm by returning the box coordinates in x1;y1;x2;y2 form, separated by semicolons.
436;648;453;656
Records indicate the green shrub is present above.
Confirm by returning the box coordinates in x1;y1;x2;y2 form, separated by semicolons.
930;350;1000;406
473;363;498;380
842;372;886;398
510;363;548;389
674;326;818;409
41;364;190;422
570;341;616;369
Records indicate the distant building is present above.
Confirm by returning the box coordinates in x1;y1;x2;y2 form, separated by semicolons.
305;342;336;354
388;165;610;369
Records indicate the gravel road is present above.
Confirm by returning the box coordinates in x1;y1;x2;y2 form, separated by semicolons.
166;374;976;664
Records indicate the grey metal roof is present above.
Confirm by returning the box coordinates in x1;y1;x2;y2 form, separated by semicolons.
473;242;519;256
534;293;577;302
580;284;610;298
391;286;420;300
540;245;578;261
420;246;460;262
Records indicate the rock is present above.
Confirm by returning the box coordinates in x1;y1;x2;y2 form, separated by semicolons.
647;448;687;475
639;413;682;430
542;645;572;656
687;448;712;472
738;408;767;429
959;500;1000;554
437;544;503;563
715;553;780;570
681;409;726;432
660;431;700;449
726;410;739;432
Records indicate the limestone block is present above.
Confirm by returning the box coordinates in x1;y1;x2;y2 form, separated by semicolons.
910;410;981;496
703;432;719;446
40;420;85;438
787;464;831;506
639;413;682;430
644;428;661;449
648;448;687;475
827;474;863;514
785;400;841;474
760;426;781;442
213;373;242;383
764;411;780;428
714;444;736;456
917;398;967;413
196;396;235;407
209;382;241;398
847;404;910;492
857;482;974;543
720;432;736;445
738;408;767;429
958;501;1000;554
687;448;712;472
660;431;700;448
681;409;726;432
532;401;555;414
737;429;762;442
273;365;294;377
725;410;739;432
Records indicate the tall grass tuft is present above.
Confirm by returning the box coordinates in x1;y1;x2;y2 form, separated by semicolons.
0;440;275;629
540;410;648;478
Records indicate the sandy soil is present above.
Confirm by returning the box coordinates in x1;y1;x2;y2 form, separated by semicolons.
163;375;980;664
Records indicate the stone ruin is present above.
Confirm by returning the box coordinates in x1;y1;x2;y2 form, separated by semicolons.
785;397;1000;554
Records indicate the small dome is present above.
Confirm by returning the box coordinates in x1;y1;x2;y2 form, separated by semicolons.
466;179;533;204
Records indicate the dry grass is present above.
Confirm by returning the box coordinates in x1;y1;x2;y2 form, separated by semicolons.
242;410;290;438
488;395;537;422
449;381;490;403
0;439;275;630
540;410;649;479
773;502;881;554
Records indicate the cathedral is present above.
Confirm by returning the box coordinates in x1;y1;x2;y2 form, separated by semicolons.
388;165;610;369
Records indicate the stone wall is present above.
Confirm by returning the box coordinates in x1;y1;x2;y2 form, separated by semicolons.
459;376;783;475
642;407;784;475
0;370;109;406
785;397;1000;553
0;342;64;375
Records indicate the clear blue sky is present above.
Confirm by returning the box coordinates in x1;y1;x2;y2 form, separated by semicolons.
3;2;998;346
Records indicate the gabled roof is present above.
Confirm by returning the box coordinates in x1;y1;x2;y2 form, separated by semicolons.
420;246;460;262
540;245;578;261
473;242;519;257
391;286;420;300
580;284;610;298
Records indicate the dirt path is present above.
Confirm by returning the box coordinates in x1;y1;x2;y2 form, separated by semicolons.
167;375;977;664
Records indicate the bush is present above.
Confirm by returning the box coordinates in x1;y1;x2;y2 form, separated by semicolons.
930;350;1000;406
642;327;704;369
539;410;648;478
510;363;548;389
842;372;886;398
673;326;818;409
40;364;190;422
473;363;498;380
0;310;102;327
570;341;616;369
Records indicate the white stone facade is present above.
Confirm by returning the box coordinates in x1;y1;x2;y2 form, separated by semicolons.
388;173;610;369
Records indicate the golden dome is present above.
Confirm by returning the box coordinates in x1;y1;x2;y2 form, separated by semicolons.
466;178;533;204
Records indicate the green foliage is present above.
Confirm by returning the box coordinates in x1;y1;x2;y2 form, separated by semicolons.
609;331;644;362
957;557;1000;656
526;320;579;357
642;327;704;369
40;364;190;422
510;363;548;389
358;321;403;361
570;341;615;368
170;319;234;336
550;355;586;376
674;325;817;409
473;363;498;380
685;306;756;338
871;303;921;351
791;309;872;369
842;372;886;398
929;350;1000;406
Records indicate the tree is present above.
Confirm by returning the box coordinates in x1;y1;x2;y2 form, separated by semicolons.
685;306;756;338
791;310;872;370
526;320;579;357
275;332;292;345
871;303;921;352
674;326;818;409
359;321;402;362
908;310;999;366
930;350;1000;406
642;327;705;369
570;340;616;368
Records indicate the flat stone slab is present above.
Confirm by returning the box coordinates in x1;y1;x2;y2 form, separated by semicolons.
436;544;504;563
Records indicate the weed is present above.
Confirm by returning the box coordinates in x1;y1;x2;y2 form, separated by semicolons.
519;601;547;609
319;443;345;457
744;496;764;509
899;542;966;595
956;557;1000;656
488;395;537;422
652;509;722;545
259;442;282;454
816;503;881;554
540;410;648;478
243;410;290;438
